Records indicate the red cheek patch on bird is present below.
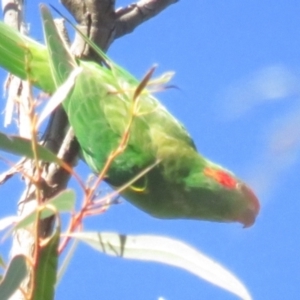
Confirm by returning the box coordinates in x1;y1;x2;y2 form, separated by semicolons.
204;167;237;189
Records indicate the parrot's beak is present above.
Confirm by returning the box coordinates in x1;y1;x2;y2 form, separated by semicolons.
239;184;260;228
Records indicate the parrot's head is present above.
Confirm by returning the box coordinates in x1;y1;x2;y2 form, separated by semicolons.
195;166;260;227
123;161;260;227
234;181;260;228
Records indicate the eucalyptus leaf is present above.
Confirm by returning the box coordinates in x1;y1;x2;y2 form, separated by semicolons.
0;131;63;165
69;232;252;300
16;189;75;229
32;227;60;300
0;255;27;299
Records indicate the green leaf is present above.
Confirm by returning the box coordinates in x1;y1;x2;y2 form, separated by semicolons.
16;189;75;229
0;216;17;231
0;255;27;299
57;238;78;284
0;255;5;269
69;232;252;300
0;131;63;164
32;226;60;300
38;67;82;127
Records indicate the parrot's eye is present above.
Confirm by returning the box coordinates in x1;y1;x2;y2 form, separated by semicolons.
203;167;237;189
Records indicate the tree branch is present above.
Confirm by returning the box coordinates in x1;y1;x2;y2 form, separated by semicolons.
62;0;177;60
115;0;178;39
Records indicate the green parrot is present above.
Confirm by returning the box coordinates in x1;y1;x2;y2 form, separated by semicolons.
0;5;259;227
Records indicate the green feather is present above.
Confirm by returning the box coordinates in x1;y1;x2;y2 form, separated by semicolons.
0;5;259;227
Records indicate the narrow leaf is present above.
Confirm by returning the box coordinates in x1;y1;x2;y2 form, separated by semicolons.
147;71;175;87
57;238;79;284
0;256;5;269
133;66;156;100
0;216;17;231
32;227;60;300
16;189;75;229
38;67;82;127
70;232;252;300
0;255;27;299
0;131;63;165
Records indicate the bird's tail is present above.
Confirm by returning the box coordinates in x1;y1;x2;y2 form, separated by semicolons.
0;19;54;92
40;5;77;88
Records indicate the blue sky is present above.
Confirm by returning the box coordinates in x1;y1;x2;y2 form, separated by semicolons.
1;0;300;299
